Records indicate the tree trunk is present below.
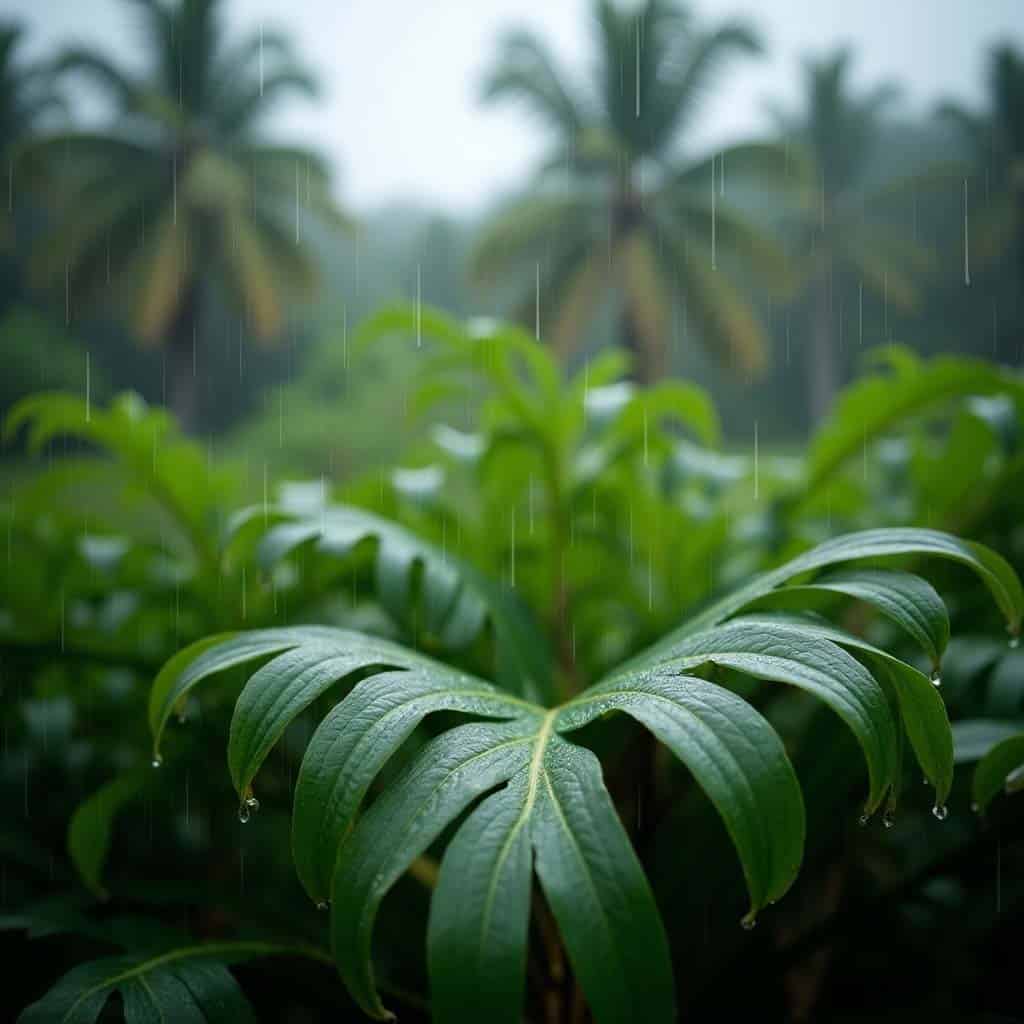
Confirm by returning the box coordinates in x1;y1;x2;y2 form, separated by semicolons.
166;282;200;432
620;305;660;385
808;278;836;425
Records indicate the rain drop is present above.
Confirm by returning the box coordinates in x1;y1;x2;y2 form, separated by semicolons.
932;803;948;821
930;669;942;687
882;808;896;829
238;795;259;824
740;916;756;931
316;900;329;911
151;755;163;769
858;812;870;827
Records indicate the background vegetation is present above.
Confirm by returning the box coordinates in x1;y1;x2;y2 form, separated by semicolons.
1;0;1022;1021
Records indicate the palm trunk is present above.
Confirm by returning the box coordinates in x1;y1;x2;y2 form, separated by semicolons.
167;282;200;432
808;278;836;424
620;304;661;385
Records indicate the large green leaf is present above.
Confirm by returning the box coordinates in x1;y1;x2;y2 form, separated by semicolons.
762;568;950;668
239;502;555;702
292;670;535;905
625;618;899;810
646;528;1023;647
556;670;804;919
17;942;309;1024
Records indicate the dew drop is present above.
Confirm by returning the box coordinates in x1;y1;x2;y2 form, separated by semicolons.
858;812;870;827
882;808;896;829
740;916;756;931
970;802;980;814
930;669;941;687
932;803;949;821
238;803;251;824
316;900;329;911
151;755;163;768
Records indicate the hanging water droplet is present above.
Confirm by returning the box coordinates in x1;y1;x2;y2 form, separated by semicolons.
151;755;163;769
970;801;980;814
740;915;756;931
932;803;948;821
316;900;329;911
882;808;896;829
1009;635;1020;650
858;812;870;827
930;669;942;687
238;795;259;824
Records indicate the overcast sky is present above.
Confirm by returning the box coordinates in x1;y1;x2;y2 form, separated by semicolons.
9;0;1024;213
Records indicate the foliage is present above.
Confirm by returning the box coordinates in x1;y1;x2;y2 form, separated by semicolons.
28;0;350;427
474;0;799;381
5;309;1023;1021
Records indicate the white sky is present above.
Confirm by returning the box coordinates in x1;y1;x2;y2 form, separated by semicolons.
9;0;1024;214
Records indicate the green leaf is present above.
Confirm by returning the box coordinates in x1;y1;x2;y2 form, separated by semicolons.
803;351;1023;495
656;528;1023;644
952;719;1023;762
292;670;536;905
16;942;303;1023
556;670;804;920
770;568;950;667
249;503;555;702
529;735;674;1024
731;613;954;802
972;733;1024;812
426;762;538;1024
633;618;898;811
68;769;148;897
330;719;539;1020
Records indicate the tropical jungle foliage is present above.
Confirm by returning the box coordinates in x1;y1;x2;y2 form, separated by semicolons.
3;307;1023;1022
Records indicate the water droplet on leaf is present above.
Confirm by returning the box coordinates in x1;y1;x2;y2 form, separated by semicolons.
883;809;896;829
151;755;163;768
740;916;756;931
932;803;948;821
1009;635;1020;650
930;669;941;687
858;812;870;827
316;900;328;911
238;803;250;824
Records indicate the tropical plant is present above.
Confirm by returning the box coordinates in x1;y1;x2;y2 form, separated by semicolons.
770;49;945;422
473;0;797;383
10;313;1023;1023
939;43;1024;287
0;22;66;252
30;0;350;428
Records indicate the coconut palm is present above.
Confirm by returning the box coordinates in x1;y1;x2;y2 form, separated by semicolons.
473;0;797;384
0;22;67;250
33;0;350;429
771;49;939;422
939;44;1024;287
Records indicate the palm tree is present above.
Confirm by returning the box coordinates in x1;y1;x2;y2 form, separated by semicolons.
33;0;350;429
771;49;938;422
473;0;796;384
939;44;1024;289
0;23;67;251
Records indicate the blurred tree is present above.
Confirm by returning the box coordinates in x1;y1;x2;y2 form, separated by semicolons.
30;0;351;430
770;49;941;421
940;43;1024;290
473;0;796;383
0;22;66;286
